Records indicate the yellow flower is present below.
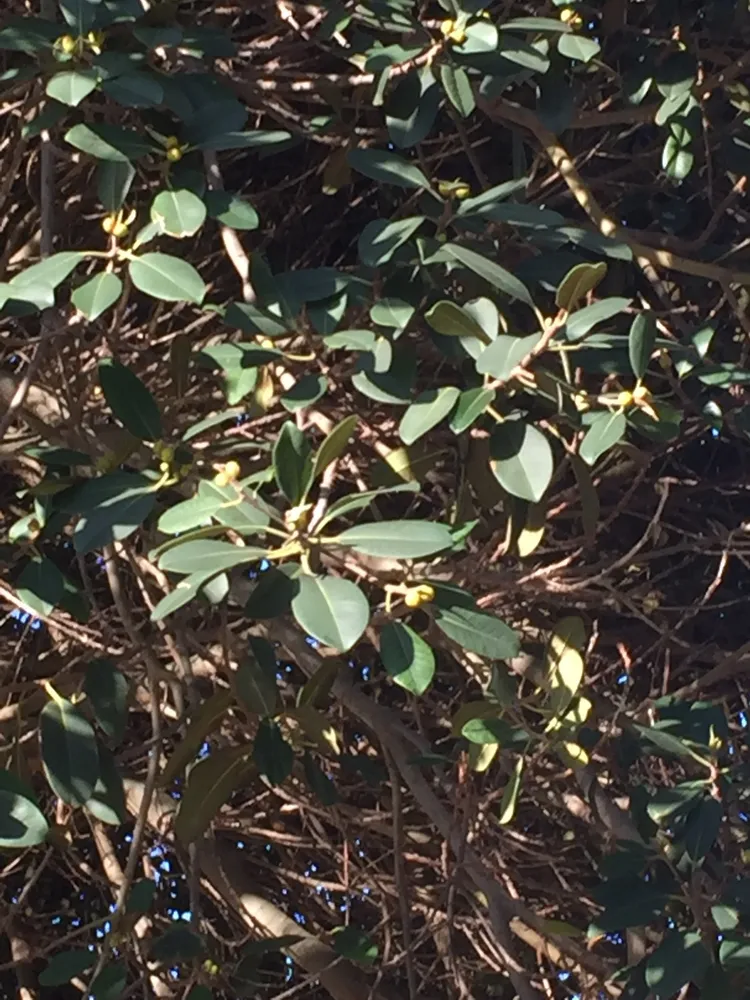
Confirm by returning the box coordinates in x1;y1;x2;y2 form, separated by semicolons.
559;7;583;29
58;34;77;54
440;19;466;43
214;460;240;487
616;389;634;408
166;145;183;162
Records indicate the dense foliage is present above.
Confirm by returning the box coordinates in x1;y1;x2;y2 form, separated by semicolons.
3;1;750;998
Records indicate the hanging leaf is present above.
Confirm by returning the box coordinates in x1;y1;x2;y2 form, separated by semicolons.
570;455;599;544
556;262;607;312
579;410;627;465
399;387;460;445
151;189;207;238
234;637;281;717
498;756;524;825
303;751;338;806
545;616;586;723
150;571;215;621
684;798;723;864
386;69;440;148
441;243;533;306
15;555;65;617
39;950;96;987
358;217;424;268
291;575;369;652
312;414;358;480
440;62;475;117
253;720;294;785
645;930;710;998
99;358;162;441
433;605;519;659
101;71;164;108
159;539;265;575
150;926;204;963
128;253;206;304
97;160;136;213
490;418;554;503
347;147;432;190
127;879;157;916
629;313;657;379
160;689;234;786
244;565;301;619
333;926;378;965
0;770;49;848
83;659;129;744
273;421;313;504
335;519;453;559
65;122;155;162
85;745;127;826
71;272;123;321
174;745;254;844
380;621;435;695
557;33;601;63
297;658;340;709
40;698;100;806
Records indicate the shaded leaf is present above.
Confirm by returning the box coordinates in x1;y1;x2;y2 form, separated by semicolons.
235;637;281;717
358;217;423;268
498;756;524;825
291;576;369;652
380;621;435;695
253;720;294;785
160;689;234;785
39;950;96;987
556;262;607;312
175;745;254;844
273;421;313;504
348;147;431;190
85;745;127;826
684;798;723;864
84;659;129;744
629;313;657;379
151;927;204;963
579;410;627;465
645;931;709;998
40;699;99;806
312;414;358;480
433;605;519;659
99;358;162;441
442;243;533;306
425;299;490;342
333;926;378;965
204;190;259;230
490;418;554;503
0;770;49;848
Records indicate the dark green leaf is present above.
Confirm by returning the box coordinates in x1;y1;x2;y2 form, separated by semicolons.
462;714;520;746
303;751;338;806
312;415;358;480
245;565;301;619
126;879;157;915
424;300;490;342
253;720;294;785
97;160;135;213
333;926;378;965
358;217;423;268
450;387;494;434
151;926;204;963
84;659;129;744
160;689;234;785
273;422;313;504
441;243;533;306
99;359;162;441
490;418;554;503
65;122;154;161
380;621;435;695
645;931;709;998
204;191;259;230
440;62;475;117
434;606;519;659
556;262;607;312
564;297;632;341
684;798;723;864
39;951;96;987
628;313;657;379
335;519;453;559
40;699;99;806
129;253;206;304
291;575;369;652
235;637;281;717
85;746;127;826
720;934;750;968
174;745;254;844
101;71;164;108
16;555;65;617
70;472;156;554
0;770;49;848
281;374;327;412
348;147;431;190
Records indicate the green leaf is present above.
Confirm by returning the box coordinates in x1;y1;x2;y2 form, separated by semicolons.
174;745;253;844
557;33;600;63
645;931;709;998
475;334;538;379
434;605;519;659
244;564;301;619
303;752;338;806
158;494;220;535
450;387;494;434
281;374;327;412
151;189;207;238
348;147;432;190
333;926;378;965
39;950;96;987
441;243;533;306
68;472;156;554
84;660;129;744
253;720;294;785
159;689;234;785
198;481;271;533
0;770;49;848
97;160;135;213
99;359;162;441
234;637;282;717
40;699;99;806
196;129;291;151
11;251;83;291
720;934;750;968
556;262;607;312
159;539;265;575
425;300;490;342
335;519;453;559
204;190;259;230
101;71;164;108
127;879;157;915
498;756;524;825
312;414;358;480
71;272;123;320
65;122;154;161
579;410;626;465
317;482;419;532
490;419;554;503
440;63;475;117
380;622;435;695
129;252;206;304
297;658;340;709
684;798;723;864
85;745;127;826
273;421;313;504
291;575;369;652
461;714;523;746
150;926;205;963
386;69;440;148
399;386;460;444
628;313;657;379
358;217;424;268
16;555;65;617
46;69;98;106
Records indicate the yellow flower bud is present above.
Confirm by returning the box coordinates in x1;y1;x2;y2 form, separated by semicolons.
454;184;471;200
159;461;170;472
559;7;583;28
403;583;435;608
58;34;77;54
616;390;634;408
214;471;229;487
101;214;116;234
166;145;183;162
223;460;240;482
440;18;455;36
165;135;181;149
111;219;129;238
632;384;651;403
572;391;590;412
